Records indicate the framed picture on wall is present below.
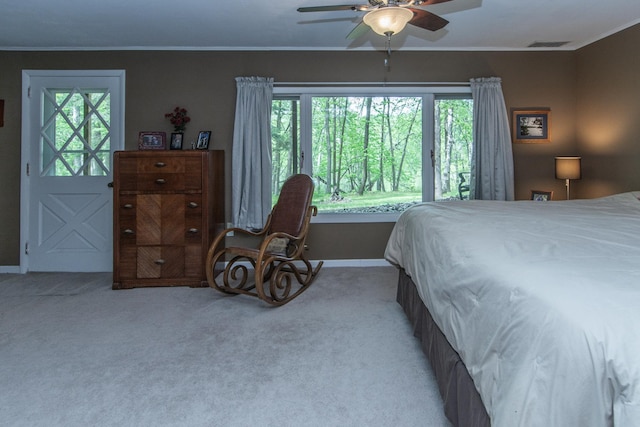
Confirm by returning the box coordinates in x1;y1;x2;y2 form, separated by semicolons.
511;109;551;143
196;131;211;150
138;131;166;150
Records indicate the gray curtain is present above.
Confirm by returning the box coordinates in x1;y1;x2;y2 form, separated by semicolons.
231;76;274;229
469;77;515;201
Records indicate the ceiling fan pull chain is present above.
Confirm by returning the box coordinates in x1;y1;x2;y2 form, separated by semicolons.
385;33;392;69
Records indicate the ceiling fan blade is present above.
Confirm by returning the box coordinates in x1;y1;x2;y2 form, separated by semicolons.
408;8;449;31
346;21;371;39
413;0;453;5
297;5;368;12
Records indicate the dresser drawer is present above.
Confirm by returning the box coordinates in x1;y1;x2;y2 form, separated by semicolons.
185;196;203;215
125;173;187;192
119;171;203;192
118;155;188;173
117;218;137;244
136;156;186;173
137;246;185;279
185;217;204;243
116;246;138;280
117;195;137;217
117;155;203;192
184;245;202;278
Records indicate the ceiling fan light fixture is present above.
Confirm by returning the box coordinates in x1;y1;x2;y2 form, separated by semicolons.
363;7;414;36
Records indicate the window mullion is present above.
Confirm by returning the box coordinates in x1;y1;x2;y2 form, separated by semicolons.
299;94;313;175
423;93;435;202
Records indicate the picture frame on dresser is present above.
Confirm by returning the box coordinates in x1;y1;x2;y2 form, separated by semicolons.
196;131;211;150
169;132;183;150
531;190;553;201
138;131;166;150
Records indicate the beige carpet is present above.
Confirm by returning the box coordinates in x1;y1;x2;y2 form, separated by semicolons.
0;267;450;426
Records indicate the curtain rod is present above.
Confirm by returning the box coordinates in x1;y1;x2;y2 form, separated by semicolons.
273;81;470;87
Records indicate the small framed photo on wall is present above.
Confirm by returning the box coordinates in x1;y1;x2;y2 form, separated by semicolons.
512;109;551;143
196;131;211;150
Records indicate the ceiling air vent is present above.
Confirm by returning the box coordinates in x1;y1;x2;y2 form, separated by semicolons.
528;41;570;48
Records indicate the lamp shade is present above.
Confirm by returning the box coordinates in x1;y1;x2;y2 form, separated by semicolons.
555;156;581;180
363;7;414;36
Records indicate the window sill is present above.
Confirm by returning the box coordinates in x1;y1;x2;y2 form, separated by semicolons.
311;212;401;224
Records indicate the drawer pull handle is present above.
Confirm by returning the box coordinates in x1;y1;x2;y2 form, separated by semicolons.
123;203;133;209
155;162;166;168
188;202;199;208
155;178;166;184
155;259;166;265
188;228;199;234
123;229;134;235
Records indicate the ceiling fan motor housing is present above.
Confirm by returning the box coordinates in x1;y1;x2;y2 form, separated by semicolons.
363;7;415;35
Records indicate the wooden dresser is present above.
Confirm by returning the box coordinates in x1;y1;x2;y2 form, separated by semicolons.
112;150;224;289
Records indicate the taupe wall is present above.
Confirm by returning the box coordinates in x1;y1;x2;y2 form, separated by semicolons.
575;24;640;198
0;24;638;266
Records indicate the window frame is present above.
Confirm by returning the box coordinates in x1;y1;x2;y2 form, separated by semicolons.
273;85;472;223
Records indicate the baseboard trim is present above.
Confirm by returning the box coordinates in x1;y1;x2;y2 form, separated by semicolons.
321;259;391;268
222;258;391;269
1;260;391;275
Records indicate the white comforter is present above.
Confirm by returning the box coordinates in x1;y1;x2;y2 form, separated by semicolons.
385;192;640;427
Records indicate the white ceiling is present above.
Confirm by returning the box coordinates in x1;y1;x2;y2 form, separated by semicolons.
0;0;639;51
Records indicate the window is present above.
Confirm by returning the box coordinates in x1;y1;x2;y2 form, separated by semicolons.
41;88;112;177
434;96;474;201
272;86;472;222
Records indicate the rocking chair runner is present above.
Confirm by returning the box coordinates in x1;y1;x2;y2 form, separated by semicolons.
205;174;323;306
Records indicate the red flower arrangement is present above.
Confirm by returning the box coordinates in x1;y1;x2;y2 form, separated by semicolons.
165;107;191;133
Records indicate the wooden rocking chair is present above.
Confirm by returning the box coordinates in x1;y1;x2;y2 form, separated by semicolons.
205;174;323;306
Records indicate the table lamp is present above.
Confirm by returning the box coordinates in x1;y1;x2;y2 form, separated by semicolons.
555;156;581;200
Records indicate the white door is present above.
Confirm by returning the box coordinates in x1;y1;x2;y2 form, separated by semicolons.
21;70;125;272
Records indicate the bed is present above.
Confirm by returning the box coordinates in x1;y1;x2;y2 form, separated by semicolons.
384;192;640;427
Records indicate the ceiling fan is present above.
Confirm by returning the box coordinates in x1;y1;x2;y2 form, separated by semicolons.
297;0;453;40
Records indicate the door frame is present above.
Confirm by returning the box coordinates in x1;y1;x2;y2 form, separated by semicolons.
20;69;126;273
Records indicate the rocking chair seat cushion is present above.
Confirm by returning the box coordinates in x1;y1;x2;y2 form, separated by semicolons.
265;237;289;254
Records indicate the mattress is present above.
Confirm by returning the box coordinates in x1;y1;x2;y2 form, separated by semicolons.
384;192;640;427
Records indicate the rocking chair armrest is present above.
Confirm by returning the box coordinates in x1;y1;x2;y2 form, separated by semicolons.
207;226;266;260
226;227;267;238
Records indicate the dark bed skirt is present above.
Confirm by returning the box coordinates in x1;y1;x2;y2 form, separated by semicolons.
396;268;491;427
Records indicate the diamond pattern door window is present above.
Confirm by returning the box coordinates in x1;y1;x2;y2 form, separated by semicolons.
41;87;111;177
